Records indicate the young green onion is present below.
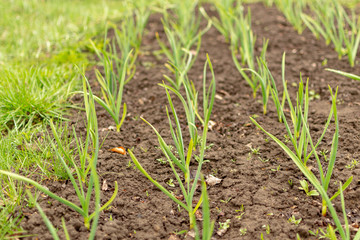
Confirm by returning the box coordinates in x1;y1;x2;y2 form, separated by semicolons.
274;0;306;34
237;39;270;114
201;1;254;69
90;37;132;132
230;6;255;72
161;51;205;146
123;0;151;55
129;55;216;233
325;68;360;81
200;0;236;43
202;1;270;103
250;53;353;239
301;0;360;67
157;0;211;90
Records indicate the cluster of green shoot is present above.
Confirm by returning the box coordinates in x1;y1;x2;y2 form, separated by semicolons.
89;2;151;132
302;0;360;67
155;0;214;153
275;0;360;67
251;53;360;240
125;1;218;236
129;55;216;239
202;0;271;114
157;0;211;90
273;0;307;34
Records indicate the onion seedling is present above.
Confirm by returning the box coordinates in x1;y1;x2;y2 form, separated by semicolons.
250;57;356;239
111;9;148;79
301;0;360;67
104;1;151;79
202;1;268;99
239;39;271;114
159;79;200;148
89;9;150;132
123;0;151;55
325;68;360;82
129;55;215;236
230;6;255;72
214;3;259;98
157;0;211;90
90;37;133;132
274;0;306;34
200;0;237;43
267;53;315;156
162;51;204;146
242;50;285;120
0;76;118;239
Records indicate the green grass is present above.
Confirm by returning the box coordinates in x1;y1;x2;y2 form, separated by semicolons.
0;124;76;238
0;0;134;131
0;0;128;64
0;67;77;131
0;0;136;132
0;180;25;239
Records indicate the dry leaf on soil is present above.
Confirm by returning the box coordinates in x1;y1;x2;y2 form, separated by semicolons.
110;146;126;155
102;179;108;191
206;175;222;186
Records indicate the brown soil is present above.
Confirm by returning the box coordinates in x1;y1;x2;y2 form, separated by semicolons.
20;3;360;240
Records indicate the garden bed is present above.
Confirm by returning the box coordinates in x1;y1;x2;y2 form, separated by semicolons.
21;3;360;239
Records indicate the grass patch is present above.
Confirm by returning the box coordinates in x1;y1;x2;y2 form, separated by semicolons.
0;67;76;131
0;0;128;64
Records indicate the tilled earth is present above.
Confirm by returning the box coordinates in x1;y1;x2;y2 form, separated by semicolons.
21;3;360;240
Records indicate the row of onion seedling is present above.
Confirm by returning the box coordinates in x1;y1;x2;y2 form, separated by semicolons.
274;0;360;67
251;53;359;239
